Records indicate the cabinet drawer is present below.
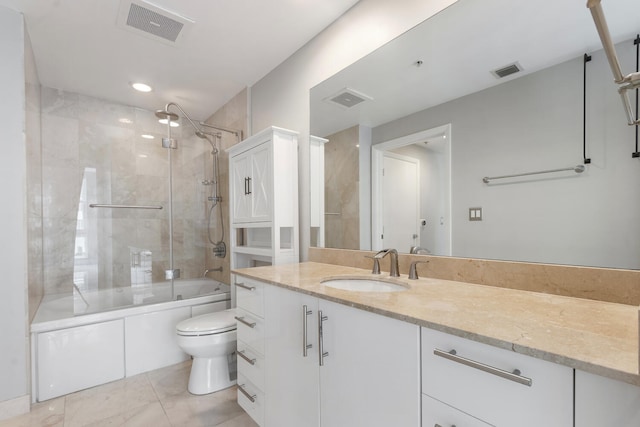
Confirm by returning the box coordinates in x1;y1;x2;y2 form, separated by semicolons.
235;276;265;317
422;327;572;427
235;308;265;355
422;394;492;427
237;373;265;426
236;342;265;390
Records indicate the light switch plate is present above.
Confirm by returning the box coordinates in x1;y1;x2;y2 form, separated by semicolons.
469;207;482;221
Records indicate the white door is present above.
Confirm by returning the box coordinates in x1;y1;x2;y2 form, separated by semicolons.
381;153;419;252
319;299;420;427
264;285;320;427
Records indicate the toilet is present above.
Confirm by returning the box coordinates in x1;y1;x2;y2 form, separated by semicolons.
176;308;237;395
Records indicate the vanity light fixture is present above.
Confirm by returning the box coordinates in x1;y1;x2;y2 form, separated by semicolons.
130;82;153;92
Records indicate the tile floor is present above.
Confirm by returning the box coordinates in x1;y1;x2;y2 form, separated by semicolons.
0;361;258;427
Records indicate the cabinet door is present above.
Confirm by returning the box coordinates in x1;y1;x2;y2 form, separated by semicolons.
264;285;320;427
575;370;640;426
231;152;252;223
319;299;420;427
249;143;272;221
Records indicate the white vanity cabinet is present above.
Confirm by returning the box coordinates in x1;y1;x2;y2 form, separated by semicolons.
262;282;421;427
235;276;267;426
421;327;573;427
228;126;299;270
575;370;640;426
264;284;320;426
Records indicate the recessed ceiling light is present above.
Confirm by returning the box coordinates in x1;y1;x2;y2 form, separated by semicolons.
131;82;153;92
138;154;148;158
118;118;133;124
158;119;179;127
141;134;155;139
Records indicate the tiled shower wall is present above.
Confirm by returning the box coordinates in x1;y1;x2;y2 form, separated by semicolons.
324;125;359;249
39;87;215;295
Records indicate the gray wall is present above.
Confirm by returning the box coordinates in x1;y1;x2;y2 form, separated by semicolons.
373;43;640;269
0;5;29;405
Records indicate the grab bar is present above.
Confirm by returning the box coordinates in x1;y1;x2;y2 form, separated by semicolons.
483;164;585;184
89;204;163;210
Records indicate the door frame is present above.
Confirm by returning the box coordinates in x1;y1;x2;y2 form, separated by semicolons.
371;123;452;252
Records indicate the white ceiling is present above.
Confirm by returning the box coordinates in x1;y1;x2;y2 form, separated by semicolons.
311;0;640;137
0;0;360;121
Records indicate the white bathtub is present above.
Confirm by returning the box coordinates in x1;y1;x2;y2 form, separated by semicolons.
31;278;231;402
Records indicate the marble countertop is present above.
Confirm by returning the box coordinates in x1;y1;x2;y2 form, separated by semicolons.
233;262;640;386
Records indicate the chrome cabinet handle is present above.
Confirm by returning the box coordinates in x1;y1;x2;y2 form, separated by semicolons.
234;316;257;328
318;310;329;366
235;282;256;291
433;348;532;386
303;305;313;357
237;350;256;365
238;384;256;403
434;424;456;427
247;177;252;194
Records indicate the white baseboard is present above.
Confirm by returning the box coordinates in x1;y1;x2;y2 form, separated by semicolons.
0;394;30;421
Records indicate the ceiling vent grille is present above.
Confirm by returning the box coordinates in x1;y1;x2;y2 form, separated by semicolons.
117;0;193;45
324;88;373;109
491;62;523;79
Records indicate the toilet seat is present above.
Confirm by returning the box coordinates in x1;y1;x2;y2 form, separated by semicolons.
176;309;237;337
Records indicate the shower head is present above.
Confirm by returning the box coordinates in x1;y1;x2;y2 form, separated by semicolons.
155;109;179;122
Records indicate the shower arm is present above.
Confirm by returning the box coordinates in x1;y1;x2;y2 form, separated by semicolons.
587;0;640;125
164;102;205;136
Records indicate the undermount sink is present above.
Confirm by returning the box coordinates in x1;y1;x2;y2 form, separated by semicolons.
321;277;409;292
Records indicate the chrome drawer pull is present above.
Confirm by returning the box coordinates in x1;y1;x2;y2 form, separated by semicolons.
235;282;256;291
237;350;256;365
234;316;257;328
238;384;257;403
434;424;456;427
303;305;313;357
318;311;329;366
433;348;532;387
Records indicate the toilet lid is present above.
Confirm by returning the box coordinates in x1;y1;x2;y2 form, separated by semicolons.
176;308;237;336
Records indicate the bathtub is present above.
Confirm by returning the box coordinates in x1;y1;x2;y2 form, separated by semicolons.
31;278;231;402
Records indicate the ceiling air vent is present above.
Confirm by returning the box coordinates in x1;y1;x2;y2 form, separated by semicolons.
117;0;194;45
324;88;373;109
491;62;523;79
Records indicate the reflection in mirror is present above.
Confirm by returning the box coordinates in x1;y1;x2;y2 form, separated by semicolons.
310;0;640;269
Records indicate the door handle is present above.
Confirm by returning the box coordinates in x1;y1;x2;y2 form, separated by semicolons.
247;177;252;194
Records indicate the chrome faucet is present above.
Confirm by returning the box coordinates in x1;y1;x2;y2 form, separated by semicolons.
374;248;400;277
410;246;431;255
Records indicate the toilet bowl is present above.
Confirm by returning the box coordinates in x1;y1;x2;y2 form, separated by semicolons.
176;308;237;395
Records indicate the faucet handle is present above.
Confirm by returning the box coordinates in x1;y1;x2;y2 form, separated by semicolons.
408;260;429;280
364;255;381;274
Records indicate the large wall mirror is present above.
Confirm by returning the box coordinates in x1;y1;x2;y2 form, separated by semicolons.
309;0;640;270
